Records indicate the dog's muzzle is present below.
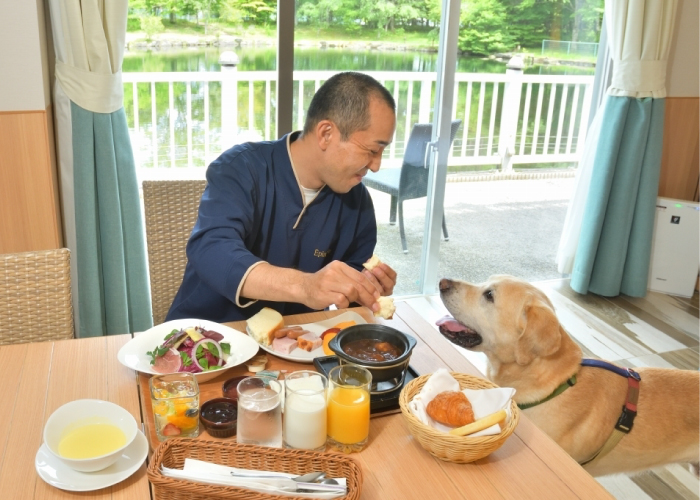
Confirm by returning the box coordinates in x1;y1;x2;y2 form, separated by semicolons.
436;316;482;349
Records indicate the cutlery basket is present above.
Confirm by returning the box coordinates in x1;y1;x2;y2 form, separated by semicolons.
147;438;363;500
398;372;520;464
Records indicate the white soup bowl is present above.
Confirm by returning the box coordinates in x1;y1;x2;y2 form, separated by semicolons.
43;399;138;472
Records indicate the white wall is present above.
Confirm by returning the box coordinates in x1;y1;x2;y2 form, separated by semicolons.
667;0;699;98
0;0;51;111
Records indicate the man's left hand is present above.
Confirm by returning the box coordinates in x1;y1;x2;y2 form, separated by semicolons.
362;262;397;296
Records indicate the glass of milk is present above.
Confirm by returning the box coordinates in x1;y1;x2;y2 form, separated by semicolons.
283;371;328;450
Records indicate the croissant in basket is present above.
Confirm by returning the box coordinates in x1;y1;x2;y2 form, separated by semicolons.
426;391;475;427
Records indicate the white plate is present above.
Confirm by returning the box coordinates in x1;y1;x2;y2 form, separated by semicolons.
35;430;148;492
247;311;367;364
118;319;260;382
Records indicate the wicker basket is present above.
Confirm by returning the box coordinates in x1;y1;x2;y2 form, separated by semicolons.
147;438;363;500
399;372;520;464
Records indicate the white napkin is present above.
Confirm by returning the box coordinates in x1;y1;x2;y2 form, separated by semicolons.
408;368;515;436
161;458;347;499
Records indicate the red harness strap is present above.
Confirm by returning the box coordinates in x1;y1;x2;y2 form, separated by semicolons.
616;372;640;432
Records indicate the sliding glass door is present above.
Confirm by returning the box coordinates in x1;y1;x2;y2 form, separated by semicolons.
283;0;460;296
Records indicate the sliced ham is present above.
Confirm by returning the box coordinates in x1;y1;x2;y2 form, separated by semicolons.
297;333;322;352
272;336;298;355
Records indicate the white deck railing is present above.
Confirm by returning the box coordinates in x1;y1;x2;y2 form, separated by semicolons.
122;70;593;180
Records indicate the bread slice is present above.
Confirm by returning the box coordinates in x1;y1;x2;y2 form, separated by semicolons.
362;254;382;271
374;296;396;320
246;307;284;346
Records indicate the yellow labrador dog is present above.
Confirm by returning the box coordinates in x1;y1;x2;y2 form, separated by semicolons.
438;275;699;477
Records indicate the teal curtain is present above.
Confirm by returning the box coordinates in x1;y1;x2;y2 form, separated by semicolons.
570;97;665;296
560;0;677;297
49;0;152;336
71;103;152;336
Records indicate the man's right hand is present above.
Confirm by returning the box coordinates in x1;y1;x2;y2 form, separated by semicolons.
299;260;380;312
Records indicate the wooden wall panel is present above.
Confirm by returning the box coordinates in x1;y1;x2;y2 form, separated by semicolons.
0;109;62;253
658;97;700;202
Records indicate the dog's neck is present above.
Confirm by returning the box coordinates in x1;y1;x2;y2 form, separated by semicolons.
485;326;583;405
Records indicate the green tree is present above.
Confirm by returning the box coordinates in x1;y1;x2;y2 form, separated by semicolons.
358;0;421;32
230;0;276;25
219;0;246;24
141;15;165;41
458;0;513;55
297;0;346;27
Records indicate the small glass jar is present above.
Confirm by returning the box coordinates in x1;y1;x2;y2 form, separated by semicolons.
149;372;200;441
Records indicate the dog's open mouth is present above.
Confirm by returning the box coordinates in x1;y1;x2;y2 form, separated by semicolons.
436;316;482;349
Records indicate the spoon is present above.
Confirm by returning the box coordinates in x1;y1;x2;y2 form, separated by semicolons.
321;478;339;485
229;471;324;482
292;471;325;483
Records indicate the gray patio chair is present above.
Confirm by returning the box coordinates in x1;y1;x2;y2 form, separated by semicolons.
363;119;462;253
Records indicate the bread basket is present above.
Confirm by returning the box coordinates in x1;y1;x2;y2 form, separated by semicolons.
398;372;520;464
147;438;363;500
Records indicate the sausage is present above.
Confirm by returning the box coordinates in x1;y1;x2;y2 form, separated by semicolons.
273;326;304;339
286;329;311;340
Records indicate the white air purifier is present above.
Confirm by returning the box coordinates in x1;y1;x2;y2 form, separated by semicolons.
647;197;700;298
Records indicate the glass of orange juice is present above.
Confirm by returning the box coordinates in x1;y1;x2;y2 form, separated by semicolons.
327;364;372;453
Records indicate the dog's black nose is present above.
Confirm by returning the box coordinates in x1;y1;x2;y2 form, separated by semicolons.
439;279;453;292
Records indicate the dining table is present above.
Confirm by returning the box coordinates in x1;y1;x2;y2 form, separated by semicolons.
0;303;613;499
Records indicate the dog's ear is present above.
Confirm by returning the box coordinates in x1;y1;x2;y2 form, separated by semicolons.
514;297;561;366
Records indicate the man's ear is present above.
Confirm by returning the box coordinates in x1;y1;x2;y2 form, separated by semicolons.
514;297;561;366
316;120;333;150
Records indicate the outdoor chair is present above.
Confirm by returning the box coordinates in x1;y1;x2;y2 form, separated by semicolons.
363;120;462;253
143;180;207;325
0;248;74;345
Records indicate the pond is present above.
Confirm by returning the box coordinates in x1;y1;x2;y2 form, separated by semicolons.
123;46;595;76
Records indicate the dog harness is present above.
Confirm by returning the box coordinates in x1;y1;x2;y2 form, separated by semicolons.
517;359;641;467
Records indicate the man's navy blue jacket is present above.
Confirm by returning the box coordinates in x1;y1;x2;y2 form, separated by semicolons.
166;133;377;323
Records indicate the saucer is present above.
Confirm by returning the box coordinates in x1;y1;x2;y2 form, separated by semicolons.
35;430;148;492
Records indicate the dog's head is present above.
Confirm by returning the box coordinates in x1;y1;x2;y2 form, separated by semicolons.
438;275;562;366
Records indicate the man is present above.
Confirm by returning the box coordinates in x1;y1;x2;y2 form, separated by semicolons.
166;72;398;323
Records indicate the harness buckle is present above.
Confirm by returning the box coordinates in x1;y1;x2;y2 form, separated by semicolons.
615;405;637;433
627;368;641;381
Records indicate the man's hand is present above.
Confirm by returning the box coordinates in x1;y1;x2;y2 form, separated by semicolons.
362;262;397;296
300;261;380;312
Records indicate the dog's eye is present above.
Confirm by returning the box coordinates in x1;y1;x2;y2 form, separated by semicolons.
483;289;494;302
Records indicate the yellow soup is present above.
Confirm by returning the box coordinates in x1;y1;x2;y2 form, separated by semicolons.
327;387;370;444
58;423;127;459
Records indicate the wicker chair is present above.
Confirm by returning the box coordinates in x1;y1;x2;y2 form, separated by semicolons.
143;180;207;325
0;248;74;345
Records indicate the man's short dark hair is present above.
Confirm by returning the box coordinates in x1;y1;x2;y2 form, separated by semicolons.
302;72;396;140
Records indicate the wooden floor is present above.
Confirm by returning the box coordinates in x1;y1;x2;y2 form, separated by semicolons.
398;278;699;500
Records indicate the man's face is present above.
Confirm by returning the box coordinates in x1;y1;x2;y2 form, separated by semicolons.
323;98;396;193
